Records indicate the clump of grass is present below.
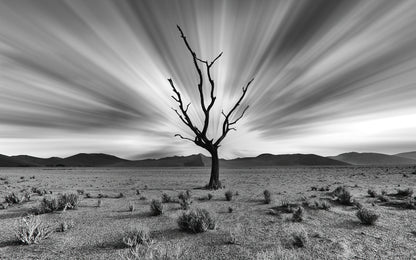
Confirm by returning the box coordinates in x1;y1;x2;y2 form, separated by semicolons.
97;199;102;207
32;187;47;196
228;207;233;213
76;189;84;195
306;199;331;210
396;188;413;197
58;193;80;209
367;189;378;198
224;190;233;201
377;194;390;202
5;192;22;204
226;224;242;245
333;186;353;205
150;199;163;216
291;207;304;222
207;193;213;200
117;192;125;198
57;219;74;232
405;198;416;209
356;208;379;225
178;190;192;210
263;189;272;204
139;196;147;201
177;208;216;233
123;225;152;248
14;215;52;245
161;193;173;203
128;202;135;212
0;203;9;210
38;196;60;214
85;193;91;198
24;192;31;202
36;193;80;214
281;199;294;213
136;189;141;195
283;226;308;248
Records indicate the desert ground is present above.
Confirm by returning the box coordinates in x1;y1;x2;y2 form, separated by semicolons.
1;166;416;259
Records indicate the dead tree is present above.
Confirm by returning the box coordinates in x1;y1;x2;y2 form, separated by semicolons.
168;25;253;189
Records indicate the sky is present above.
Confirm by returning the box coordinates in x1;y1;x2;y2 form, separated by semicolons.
1;0;416;159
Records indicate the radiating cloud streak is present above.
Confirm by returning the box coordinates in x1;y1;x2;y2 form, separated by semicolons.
1;0;416;158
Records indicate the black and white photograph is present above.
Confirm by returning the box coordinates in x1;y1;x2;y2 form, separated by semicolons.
1;0;416;259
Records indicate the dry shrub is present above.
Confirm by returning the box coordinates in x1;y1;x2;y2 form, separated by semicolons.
291;207;305;222
150;199;163;216
333;186;353;205
263;190;272;204
396;188;413;197
282;225;309;248
367;189;378;198
177;208;215;233
5;192;22;204
14;215;52;245
356;208;379;225
161;193;173;203
178;191;192;210
123;225;152;248
224;190;233;201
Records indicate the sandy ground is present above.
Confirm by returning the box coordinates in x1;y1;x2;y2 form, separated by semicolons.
1;166;416;259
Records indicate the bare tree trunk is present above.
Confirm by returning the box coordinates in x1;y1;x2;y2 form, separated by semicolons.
207;148;221;189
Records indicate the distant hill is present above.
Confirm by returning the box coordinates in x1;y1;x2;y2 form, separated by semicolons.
0;154;32;167
222;153;349;167
330;152;416;165
11;155;64;167
60;153;128;167
4;151;416;167
395;151;416;160
115;154;206;167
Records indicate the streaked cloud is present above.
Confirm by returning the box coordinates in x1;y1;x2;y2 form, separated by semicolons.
1;0;415;158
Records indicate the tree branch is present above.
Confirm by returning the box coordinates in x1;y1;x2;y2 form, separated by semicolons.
214;78;254;146
174;134;195;143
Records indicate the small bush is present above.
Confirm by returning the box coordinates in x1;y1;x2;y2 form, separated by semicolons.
38;196;60;214
24;192;31;202
117;192;125;198
5;192;22;204
139;196;147;200
58;193;80;210
57;219;74;232
76;189;84;195
123;225;152;248
356;208;379;225
225;190;233;201
136;189;141;195
306;199;331;210
367;189;378;198
0;203;9;210
150;199;163;216
97;199;102;207
128;202;135;212
381;190;387;195
161;193;173;203
396;188;413;197
177;208;215;233
333;186;353;205
32;187;47;196
178;191;192;210
207;193;213;200
292;207;304;222
284;226;308;248
377;194;390;202
405;199;416;209
14;215;52;245
281;199;294;213
228;207;233;213
263;190;272;204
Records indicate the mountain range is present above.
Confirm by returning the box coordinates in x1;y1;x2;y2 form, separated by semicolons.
0;151;415;167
